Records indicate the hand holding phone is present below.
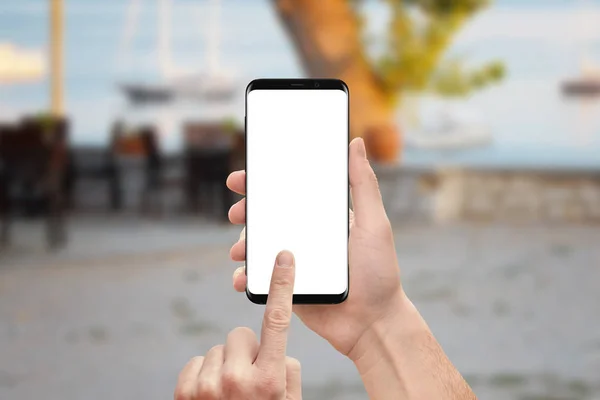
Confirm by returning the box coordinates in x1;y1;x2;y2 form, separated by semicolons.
228;138;404;356
227;140;478;400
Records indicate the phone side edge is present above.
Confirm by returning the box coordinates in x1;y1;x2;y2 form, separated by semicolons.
343;78;350;304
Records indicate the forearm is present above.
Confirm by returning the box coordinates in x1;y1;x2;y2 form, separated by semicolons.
349;292;476;400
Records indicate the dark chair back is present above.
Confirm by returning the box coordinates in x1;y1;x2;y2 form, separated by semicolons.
184;122;233;150
0;124;52;195
0;117;69;248
182;122;234;218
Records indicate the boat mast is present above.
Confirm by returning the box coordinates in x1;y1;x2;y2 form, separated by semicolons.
205;0;221;75
579;0;595;76
118;0;142;71
158;0;175;79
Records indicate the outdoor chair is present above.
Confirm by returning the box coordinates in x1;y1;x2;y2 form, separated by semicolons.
66;145;122;212
0;118;69;249
183;122;236;221
111;125;178;216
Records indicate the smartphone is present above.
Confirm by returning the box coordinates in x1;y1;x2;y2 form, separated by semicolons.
245;79;349;304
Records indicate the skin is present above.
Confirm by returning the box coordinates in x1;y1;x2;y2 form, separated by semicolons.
174;250;302;400
225;137;477;399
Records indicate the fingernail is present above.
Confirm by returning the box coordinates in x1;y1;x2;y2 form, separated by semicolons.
276;250;294;268
233;267;243;279
356;137;366;159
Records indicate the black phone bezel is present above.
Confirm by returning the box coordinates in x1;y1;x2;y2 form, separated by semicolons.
244;78;350;305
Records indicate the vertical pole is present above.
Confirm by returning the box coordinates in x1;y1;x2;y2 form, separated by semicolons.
158;0;173;79
206;0;220;74
50;0;64;116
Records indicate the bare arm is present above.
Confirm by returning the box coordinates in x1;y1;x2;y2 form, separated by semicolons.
226;138;477;400
349;292;476;400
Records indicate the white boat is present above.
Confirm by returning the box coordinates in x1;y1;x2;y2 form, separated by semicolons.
561;0;600;97
118;0;238;104
120;74;237;104
171;72;237;101
403;102;492;150
405;124;492;150
562;77;600;96
562;58;600;97
120;83;174;104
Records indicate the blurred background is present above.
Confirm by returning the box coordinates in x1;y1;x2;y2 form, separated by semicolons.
1;0;600;399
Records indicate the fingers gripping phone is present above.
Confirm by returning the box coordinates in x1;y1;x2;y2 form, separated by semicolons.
245;79;349;304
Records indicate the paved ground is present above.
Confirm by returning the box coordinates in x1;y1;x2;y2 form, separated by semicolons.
1;216;599;400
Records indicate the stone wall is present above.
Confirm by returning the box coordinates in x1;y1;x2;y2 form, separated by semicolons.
374;166;600;224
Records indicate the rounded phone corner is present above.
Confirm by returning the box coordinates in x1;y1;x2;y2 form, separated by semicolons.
332;286;349;304
336;79;349;95
246;288;267;305
245;79;261;96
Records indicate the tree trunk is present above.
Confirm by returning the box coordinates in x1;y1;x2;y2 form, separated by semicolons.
272;0;401;162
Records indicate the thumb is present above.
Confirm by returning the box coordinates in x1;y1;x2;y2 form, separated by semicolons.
349;137;388;229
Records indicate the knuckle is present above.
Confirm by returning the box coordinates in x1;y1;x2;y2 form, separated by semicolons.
207;344;224;355
221;367;247;393
270;275;292;289
256;374;284;397
196;381;219;399
190;355;204;365
173;385;193;400
173;357;204;400
228;326;255;340
264;307;290;332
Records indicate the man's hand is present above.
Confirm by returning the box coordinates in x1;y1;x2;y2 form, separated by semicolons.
227;137;405;357
174;251;302;400
225;137;477;399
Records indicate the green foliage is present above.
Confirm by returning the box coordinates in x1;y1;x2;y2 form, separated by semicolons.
372;0;505;99
221;116;241;135
33;112;59;130
402;0;490;15
429;59;505;96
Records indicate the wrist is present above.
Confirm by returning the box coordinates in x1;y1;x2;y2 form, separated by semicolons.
347;291;478;399
348;290;423;376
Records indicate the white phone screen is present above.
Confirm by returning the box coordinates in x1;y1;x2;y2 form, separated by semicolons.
246;88;349;297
